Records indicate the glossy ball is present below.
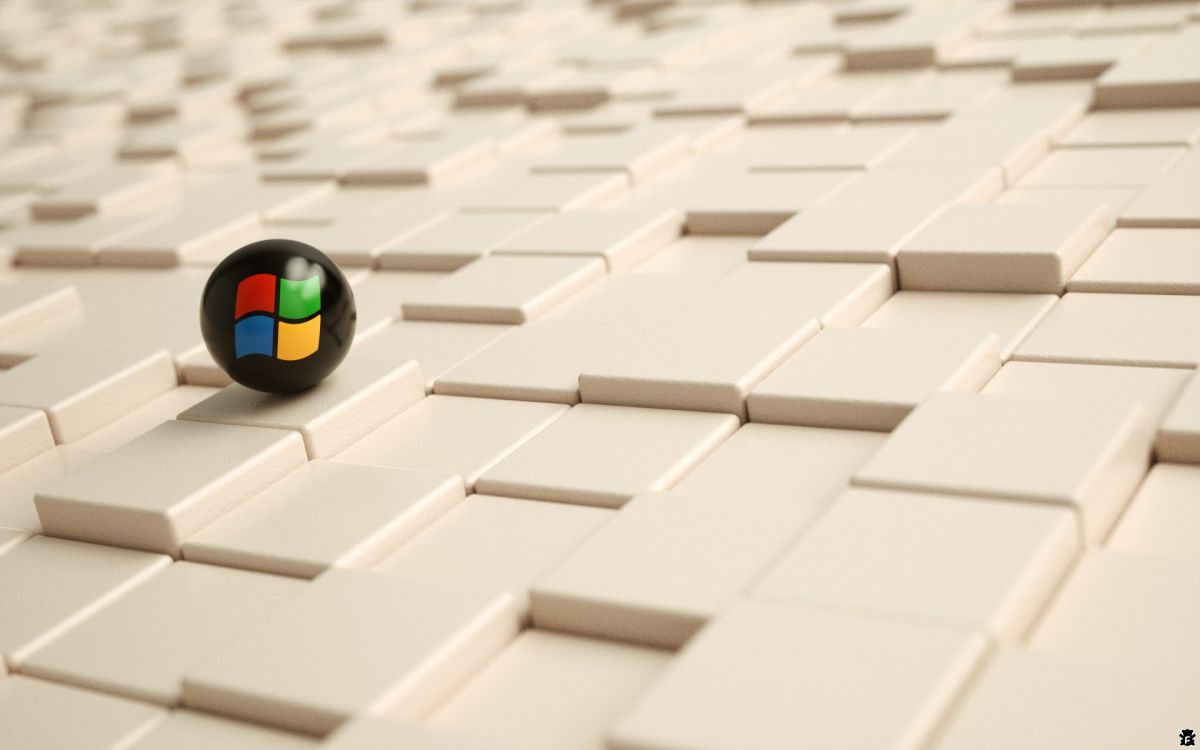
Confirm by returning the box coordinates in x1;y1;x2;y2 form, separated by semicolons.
200;239;356;394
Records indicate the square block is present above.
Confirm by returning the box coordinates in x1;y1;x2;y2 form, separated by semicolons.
853;392;1154;543
1118;148;1200;228
476;404;738;509
377;212;549;271
1108;463;1200;557
749;202;945;266
754;487;1078;641
493;209;682;272
124;710;318;750
335;395;567;491
712;261;894;327
373;494;611;612
183;462;464;578
1068;227;1200;294
0;446;105;533
749;327;1000;430
1158;369;1200;463
1061;107;1200;147
1030;550;1200;671
355;320;513;391
0;405;54;474
1017;146;1186;188
896;203;1111;293
1012;292;1200;368
0;675;164;750
826;164;1003;207
610;599;986;750
75;386;219;452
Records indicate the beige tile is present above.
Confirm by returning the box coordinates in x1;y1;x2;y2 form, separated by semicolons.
853;392;1153;544
0;405;54;473
749;327;1000;430
1012;35;1151;83
276;206;449;268
1068;227;1200;294
756;487;1078;641
0;675;165;750
452;171;628;213
1119;147;1200;228
1018;146;1186;188
477;404;738;508
845;4;998;69
184;462;463;578
401;255;606;324
1094;27;1200;108
828;163;1003;207
0;535;168;667
178;356;423;459
544;273;720;324
73;385;218;452
494;209;682;272
531;130;691;183
374;494;611;611
1158;369;1200;463
739;127;914;171
335;395;566;491
677;170;857;235
750;202;944;266
36;420;307;555
1013;292;1200;369
181;569;520;734
0;280;80;342
713;261;894;326
30;164;177;220
429;630;670;750
0;446;105;533
127;710;318;750
1108;463;1200;557
355;321;513;391
633;234;752;275
997;184;1141;216
21;562;304;705
376;212;549;271
322;717;487;750
342;138;495;186
610;599;986;750
1061;106;1200;148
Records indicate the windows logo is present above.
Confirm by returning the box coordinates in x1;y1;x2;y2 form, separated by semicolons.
234;273;321;361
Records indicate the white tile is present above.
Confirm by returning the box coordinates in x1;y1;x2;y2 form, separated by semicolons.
0;676;165;750
610;599;986;750
828;163;1003;207
530;130;691;183
1119;147;1200;228
401;255;606;324
1094;27;1200;108
184;462;463;578
750;202;944;267
543;273;721;324
755;487;1078;641
376;212;549;271
580;315;818;420
275;205;449;268
494;209;682;272
21;561;304;705
452;170;628;213
374;494;611;611
1013;292;1200;369
0;345;176;443
1158;369;1200;463
127;710;318;750
533;490;814;647
36;420;307;555
845;4;998;69
632;234;752;275
1061;107;1200;148
355;321;513;391
1017;146;1186;188
1030;550;1200;670
335;395;567;491
428;630;670;750
997;184;1141;216
178;356;424;459
749;327;1000;430
740;127;914;171
713;261;894;326
73;385;218;452
0;280;80;342
676;170;857;235
1068;227;1200;294
861;290;1059;360
181;569;520;734
0;535;168;667
1108;463;1200;558
342;138;495;186
896;203;1111;293
0;446;104;533
477;404;738;508
853;392;1153;544
0;405;54;473
30;164;177;220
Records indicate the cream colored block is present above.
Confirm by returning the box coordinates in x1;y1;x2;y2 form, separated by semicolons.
342;138;495;186
544;274;720;324
30;165;177;220
1031;550;1200;670
0;405;54;473
0;281;80;342
21;562;304;705
853;393;1153;543
756;487;1078;641
376;212;549;271
749;74;906;123
98;207;261;268
845;5;997;69
350;270;453;335
749;327;1000;430
322;717;487;750
932;648;1199;750
531;131;691;184
678;170;857;235
1158;369;1200;463
1068;227;1200;294
494;209;681;272
0;528;25;555
1012;36;1151;82
476;404;738;508
0;676;165;750
1018;146;1185;188
0;446;104;533
880;109;1050;184
429;630;669;750
1108;463;1200;557
1013;292;1200;368
36;420;307;555
714;261;894;326
610;600;986;750
374;494;611;611
184;462;463;578
435;321;635;404
829;163;1003;206
750;202;943;266
1119;148;1200;228
0;345;176;443
1094;27;1200;108
181;569;520;735
453;171;628;213
127;710;318;750
854;71;1003;122
73;385;218;452
997;185;1141;217
673;422;885;507
983;360;1190;427
355;321;513;391
741;127;914;171
0;535;168;667
278;207;449;268
335;395;566;491
1062;107;1200;148
533;491;814;648
654;72;800;117
178;357;424;459
633;234;752;275
897;203;1111;293
862;290;1059;359
401;256;606;324
579;315;818;420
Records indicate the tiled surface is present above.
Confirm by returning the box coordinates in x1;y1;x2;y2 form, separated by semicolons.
0;0;1197;747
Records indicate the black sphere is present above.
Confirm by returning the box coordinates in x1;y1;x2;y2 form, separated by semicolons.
200;239;356;394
